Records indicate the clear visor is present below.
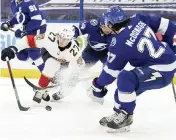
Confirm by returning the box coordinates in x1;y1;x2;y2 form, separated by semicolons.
56;34;70;47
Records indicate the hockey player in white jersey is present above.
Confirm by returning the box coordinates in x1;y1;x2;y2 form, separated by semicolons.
2;25;85;103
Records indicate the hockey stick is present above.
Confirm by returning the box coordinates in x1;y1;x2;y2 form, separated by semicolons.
171;80;176;102
24;76;59;90
6;58;30;111
8;28;15;32
24;76;95;91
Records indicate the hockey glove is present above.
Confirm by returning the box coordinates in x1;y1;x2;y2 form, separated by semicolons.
0;22;11;31
88;78;108;105
1;46;18;61
15;29;26;38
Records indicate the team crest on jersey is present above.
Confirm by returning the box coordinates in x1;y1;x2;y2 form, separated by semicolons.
90;19;98;26
110;37;116;46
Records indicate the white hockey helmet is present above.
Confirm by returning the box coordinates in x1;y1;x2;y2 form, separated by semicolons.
15;0;22;3
57;26;75;42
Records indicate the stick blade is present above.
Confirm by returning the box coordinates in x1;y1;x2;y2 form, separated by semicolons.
24;76;41;90
17;101;30;111
19;106;30;111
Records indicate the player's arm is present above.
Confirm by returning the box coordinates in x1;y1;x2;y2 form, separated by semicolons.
73;25;81;37
138;14;176;51
24;0;46;34
74;19;100;37
0;2;18;31
96;48;128;87
137;13;175;35
91;39;128;100
73;20;89;38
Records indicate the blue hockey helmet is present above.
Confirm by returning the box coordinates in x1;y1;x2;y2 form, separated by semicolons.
103;6;127;28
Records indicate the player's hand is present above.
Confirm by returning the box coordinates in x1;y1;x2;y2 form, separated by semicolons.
1;46;18;61
88;78;108;104
35;34;45;40
15;29;26;38
92;78;108;97
77;56;85;66
0;22;11;31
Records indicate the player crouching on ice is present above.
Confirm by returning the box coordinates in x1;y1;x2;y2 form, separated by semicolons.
89;6;176;132
1;26;85;104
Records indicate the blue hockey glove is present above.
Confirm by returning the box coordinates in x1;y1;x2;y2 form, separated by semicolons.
92;78;108;97
1;46;18;61
0;22;11;31
88;78;107;104
15;29;26;38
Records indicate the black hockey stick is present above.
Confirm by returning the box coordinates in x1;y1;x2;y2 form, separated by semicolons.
24;75;95;91
171;80;176;102
6;58;30;111
24;76;58;90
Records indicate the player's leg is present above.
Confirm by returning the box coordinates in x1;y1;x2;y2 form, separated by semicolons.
16;48;44;72
98;49;108;64
33;48;61;103
100;71;136;130
27;48;45;72
133;67;174;95
102;67;174;132
16;49;29;61
82;45;103;65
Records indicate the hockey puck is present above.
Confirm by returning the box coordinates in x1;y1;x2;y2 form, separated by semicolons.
45;105;52;111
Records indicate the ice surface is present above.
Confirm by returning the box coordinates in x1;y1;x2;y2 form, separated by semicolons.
0;78;176;140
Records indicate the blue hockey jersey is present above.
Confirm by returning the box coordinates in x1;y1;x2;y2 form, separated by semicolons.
9;0;46;35
137;13;176;53
96;14;176;87
74;18;114;51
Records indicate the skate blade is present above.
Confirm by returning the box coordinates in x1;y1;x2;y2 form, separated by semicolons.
107;126;130;133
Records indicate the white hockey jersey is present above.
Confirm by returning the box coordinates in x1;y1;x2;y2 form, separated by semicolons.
15;31;84;67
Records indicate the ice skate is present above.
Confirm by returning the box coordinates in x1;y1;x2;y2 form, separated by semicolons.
51;91;64;101
42;92;50;102
106;110;133;133
99;113;119;127
33;91;43;103
33;90;50;103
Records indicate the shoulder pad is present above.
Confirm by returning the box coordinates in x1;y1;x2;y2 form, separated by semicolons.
90;19;98;26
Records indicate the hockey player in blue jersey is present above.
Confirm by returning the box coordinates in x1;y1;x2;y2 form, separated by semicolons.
1;0;47;72
74;18;114;65
89;6;176;132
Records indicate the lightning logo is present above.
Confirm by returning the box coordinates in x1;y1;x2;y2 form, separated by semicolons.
144;72;162;82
